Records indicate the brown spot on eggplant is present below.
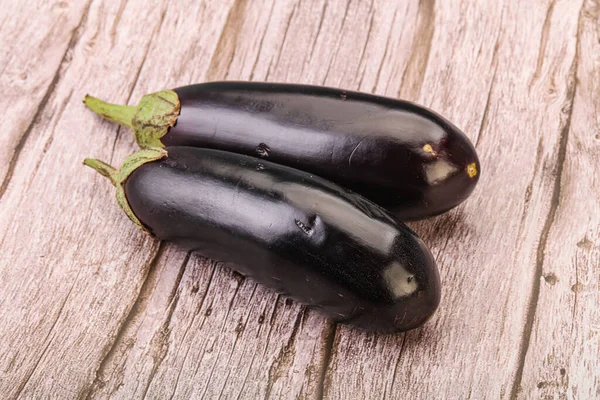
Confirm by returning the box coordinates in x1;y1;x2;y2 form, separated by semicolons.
467;162;478;178
422;143;436;155
121;147;441;333
256;143;270;158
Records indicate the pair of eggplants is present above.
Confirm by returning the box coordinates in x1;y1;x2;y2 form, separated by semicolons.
84;81;480;333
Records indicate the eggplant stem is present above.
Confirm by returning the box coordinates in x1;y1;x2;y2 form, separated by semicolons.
83;148;168;234
83;158;119;186
83;90;180;149
83;95;136;129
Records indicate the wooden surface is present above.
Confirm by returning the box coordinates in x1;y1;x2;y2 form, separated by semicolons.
0;0;598;398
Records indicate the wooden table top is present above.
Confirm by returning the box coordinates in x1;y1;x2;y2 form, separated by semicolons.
1;0;598;398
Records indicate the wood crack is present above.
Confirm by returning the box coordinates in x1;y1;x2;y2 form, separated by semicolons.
509;3;583;396
0;88;75;250
22;89;73;196
140;251;191;399
514;137;544;253
385;333;408;399
166;262;217;400
14;267;84;398
0;0;94;203
314;321;336;400
571;252;579;336
397;0;435;100
249;0;276;81
269;1;299;79
473;2;504;148
206;0;248;82
356;0;375;90
530;0;557;89
251;294;281;367
81;242;165;400
475;65;497;149
263;309;305;400
371;5;398;94
300;1;328;79
109;0;129;49
0;55;12;79
196;274;245;400
321;0;352;85
215;284;258;400
234;294;271;400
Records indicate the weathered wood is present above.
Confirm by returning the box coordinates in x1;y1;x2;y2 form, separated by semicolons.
0;0;233;397
0;0;92;196
518;1;600;397
0;0;599;399
326;1;583;398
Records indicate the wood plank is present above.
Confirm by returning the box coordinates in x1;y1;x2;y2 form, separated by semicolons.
0;0;231;397
0;0;599;398
325;0;585;398
0;0;92;197
403;0;584;398
518;1;600;397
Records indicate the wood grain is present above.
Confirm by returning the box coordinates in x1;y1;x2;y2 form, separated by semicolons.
0;0;231;397
519;1;600;397
0;0;598;399
0;0;92;197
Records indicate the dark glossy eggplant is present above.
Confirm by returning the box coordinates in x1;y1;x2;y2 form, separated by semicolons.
84;146;441;333
83;81;480;220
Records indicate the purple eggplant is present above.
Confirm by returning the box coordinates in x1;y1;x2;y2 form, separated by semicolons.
84;81;480;220
84;146;441;333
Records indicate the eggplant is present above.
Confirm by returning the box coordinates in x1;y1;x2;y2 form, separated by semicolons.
84;146;441;333
83;81;480;221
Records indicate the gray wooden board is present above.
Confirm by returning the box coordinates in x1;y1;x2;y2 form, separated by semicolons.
0;0;598;398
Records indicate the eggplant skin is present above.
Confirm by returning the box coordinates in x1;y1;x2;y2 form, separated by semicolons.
163;81;480;220
124;146;441;333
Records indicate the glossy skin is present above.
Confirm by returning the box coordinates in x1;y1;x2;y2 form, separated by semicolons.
162;81;481;220
125;147;441;333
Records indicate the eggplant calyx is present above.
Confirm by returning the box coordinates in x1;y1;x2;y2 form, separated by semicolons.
83;148;168;233
83;90;180;148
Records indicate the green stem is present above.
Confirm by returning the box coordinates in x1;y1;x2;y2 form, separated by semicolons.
83;95;136;129
83;90;180;149
83;158;119;186
83;148;168;233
